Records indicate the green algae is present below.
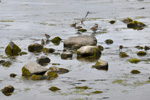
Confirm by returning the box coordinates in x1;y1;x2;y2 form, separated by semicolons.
112;79;124;84
5;43;21;56
92;91;103;94
129;58;140;63
137;51;146;56
0;20;14;22
119;52;129;58
130;70;141;74
46;71;58;80
75;86;89;90
22;67;31;78
49;86;61;92
31;74;44;80
78;29;87;32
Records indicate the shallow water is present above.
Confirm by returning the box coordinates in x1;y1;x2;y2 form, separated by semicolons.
0;0;150;100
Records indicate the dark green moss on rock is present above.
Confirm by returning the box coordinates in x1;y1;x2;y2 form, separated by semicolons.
105;39;113;45
75;86;89;89
1;85;15;96
92;91;103;94
5;43;21;56
2;61;12;67
45;71;58;80
129;58;140;63
31;74;45;80
49;86;60;92
131;70;141;74
51;37;62;45
119;52;129;58
22;67;32;78
28;43;43;52
137;51;146;56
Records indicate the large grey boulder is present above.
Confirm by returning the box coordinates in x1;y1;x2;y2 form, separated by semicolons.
22;62;48;75
64;35;97;49
77;46;101;57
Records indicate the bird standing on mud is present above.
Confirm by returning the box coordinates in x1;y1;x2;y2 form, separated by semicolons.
41;39;45;46
90;24;98;33
119;45;123;52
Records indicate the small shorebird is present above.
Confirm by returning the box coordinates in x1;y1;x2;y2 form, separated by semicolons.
9;41;14;54
45;33;50;40
90;24;98;33
119;45;123;52
41;39;45;45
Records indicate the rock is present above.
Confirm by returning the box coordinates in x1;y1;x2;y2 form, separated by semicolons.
44;71;58;80
31;74;45;80
137;51;146;56
127;21;146;30
37;56;51;65
78;29;87;32
43;48;55;54
109;20;115;24
64;35;97;49
5;42;21;56
22;62;48;78
92;60;108;70
129;58;140;63
119;52;129;58
19;52;27;56
1;85;15;96
2;61;12;67
77;46;101;59
49;86;61;92
10;73;17;78
51;36;62;45
130;70;141;74
105;39;113;45
49;66;69;74
61;51;73;59
28;43;43;52
122;18;133;24
0;60;5;64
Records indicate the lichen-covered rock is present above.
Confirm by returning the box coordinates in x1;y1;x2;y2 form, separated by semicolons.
44;71;58;80
49;66;69;74
64;35;97;49
22;62;48;78
61;51;72;59
51;37;62;45
92;60;108;70
37;56;51;65
1;85;15;96
5;42;21;56
28;43;43;52
77;46;101;59
49;86;61;92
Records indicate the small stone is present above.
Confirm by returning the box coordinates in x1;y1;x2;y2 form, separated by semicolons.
10;73;17;78
37;56;51;65
51;37;62;45
137;51;146;56
92;60;108;70
105;39;113;45
1;85;15;96
131;70;141;74
61;51;72;59
49;86;60;92
28;43;43;52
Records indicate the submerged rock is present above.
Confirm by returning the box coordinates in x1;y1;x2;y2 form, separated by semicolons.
22;62;48;78
1;85;15;96
77;46;101;59
51;36;62;45
92;60;108;70
49;86;61;92
28;43;43;52
43;48;55;54
37;56;51;65
5;42;21;56
49;66;69;74
44;71;58;80
61;51;73;59
64;35;97;49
